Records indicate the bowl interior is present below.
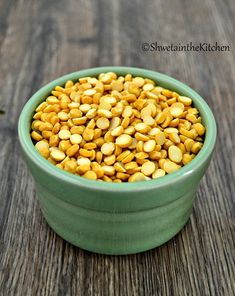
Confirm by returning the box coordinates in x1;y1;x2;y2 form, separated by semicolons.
18;67;217;191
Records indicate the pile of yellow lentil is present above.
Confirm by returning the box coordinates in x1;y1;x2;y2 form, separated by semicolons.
31;72;205;182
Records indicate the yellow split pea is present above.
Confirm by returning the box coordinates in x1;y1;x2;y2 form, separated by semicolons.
31;72;205;182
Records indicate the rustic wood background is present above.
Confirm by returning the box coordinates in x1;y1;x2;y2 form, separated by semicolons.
0;0;234;295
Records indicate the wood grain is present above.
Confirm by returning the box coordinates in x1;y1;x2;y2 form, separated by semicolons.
0;0;234;295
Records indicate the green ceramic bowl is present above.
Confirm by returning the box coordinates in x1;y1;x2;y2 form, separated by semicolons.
18;67;216;255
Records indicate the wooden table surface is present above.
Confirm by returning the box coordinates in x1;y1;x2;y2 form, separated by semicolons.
0;0;234;295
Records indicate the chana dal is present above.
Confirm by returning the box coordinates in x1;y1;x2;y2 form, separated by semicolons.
31;72;205;182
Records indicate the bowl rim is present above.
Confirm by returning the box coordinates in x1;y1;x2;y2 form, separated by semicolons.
18;66;217;192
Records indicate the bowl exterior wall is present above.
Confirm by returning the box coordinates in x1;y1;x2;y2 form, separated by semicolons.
22;149;212;254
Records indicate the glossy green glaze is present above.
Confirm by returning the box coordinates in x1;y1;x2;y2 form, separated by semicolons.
18;67;217;255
